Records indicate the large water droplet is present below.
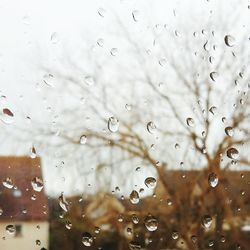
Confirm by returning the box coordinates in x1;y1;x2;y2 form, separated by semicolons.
224;35;235;47
144;215;158;231
225;126;234;137
82;232;93;247
31;177;44;192
129;190;140;204
226;147;239;160
186;117;194;127
147;121;156;133
202;215;212;229
2;178;14;189
144;177;157;188
108;116;119;132
208;172;218;188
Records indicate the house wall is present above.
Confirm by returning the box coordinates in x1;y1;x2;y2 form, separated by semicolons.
0;221;49;250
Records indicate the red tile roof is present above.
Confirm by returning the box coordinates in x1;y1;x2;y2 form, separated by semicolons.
0;156;48;221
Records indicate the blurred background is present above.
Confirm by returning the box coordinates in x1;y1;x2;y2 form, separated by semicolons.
0;0;250;249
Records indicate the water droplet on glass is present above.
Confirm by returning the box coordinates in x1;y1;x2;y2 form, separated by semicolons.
1;108;14;124
208;172;218;187
30;146;37;158
144;177;157;188
186;117;194;127
82;232;93;247
80;135;87;144
31;177;44;192
132;10;140;22
94;227;101;234
2;178;13;189
50;32;59;44
125;104;132;111
129;241;141;250
0;208;3;215
147;121;156;133
174;143;180;149
84;76;95;86
96;38;104;48
36;239;41;246
98;8;105;17
65;220;72;230
58;193;69;212
191;235;197;244
210;72;218;82
226;147;239;160
225;126;234;137
202;215;212;229
224;35;235;47
43;74;54;87
6;225;15;234
110;48;118;56
159;58;167;66
129;190;140;204
172;231;179;240
144;215;158;231
132;214;139;224
108;116;119;132
209;106;217;115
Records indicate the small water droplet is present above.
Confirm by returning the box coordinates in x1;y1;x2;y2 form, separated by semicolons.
225;126;234;137
210;72;218;82
65;220;72;230
132;214;139;224
97;38;104;47
186;117;194;127
125;104;132;111
159;58;167;66
6;225;15;234
202;215;212;229
208;172;218;187
129;190;140;204
30;146;37;158
226;147;239;160
132;10;140;22
172;231;179;240
82;232;93;247
144;177;157;188
110;48;118;56
80;135;87;144
36;239;41;246
50;32;59;44
147;121;156;133
108;116;119;132
2;178;13;189
31;177;44;192
84;76;95;86
224;35;235;47
209;106;217;115
144;215;158;231
58;193;69;212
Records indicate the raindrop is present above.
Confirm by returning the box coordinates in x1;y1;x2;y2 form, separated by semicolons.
84;76;95;86
226;148;239;160
43;74;54;87
203;40;210;51
172;231;179;240
209;106;217;115
129;190;140;204
144;215;158;231
1;108;14;124
129;241;141;250
224;35;235;47
108;116;119;132
132;214;139;224
82;232;93;247
191;235;197;244
98;8;105;17
31;177;44;192
58;193;69;212
97;38;104;47
144;177;157;188
222;117;227;123
159;58;167;66
36;239;41;246
6;225;15;234
50;32;59;44
175;143;180;149
2;178;13;189
202;215;212;229
132;10;140;22
147;121;156;133
186;117;194;127
225;126;234;137
65;220;72;230
125;104;132;111
3;108;14;117
210;72;218;82
208;172;218;187
30;146;37;158
110;48;118;56
80;135;87;145
94;227;101;234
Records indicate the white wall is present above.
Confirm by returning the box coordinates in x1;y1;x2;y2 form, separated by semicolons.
0;221;49;250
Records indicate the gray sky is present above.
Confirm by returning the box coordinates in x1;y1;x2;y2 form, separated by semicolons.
0;0;249;196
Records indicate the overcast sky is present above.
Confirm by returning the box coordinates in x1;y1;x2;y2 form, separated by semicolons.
0;0;249;196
